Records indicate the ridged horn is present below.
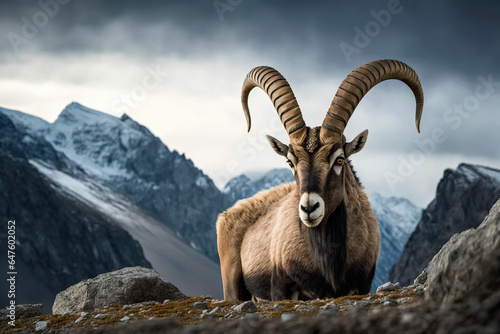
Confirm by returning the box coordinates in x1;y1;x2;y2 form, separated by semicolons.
320;59;424;144
241;66;307;144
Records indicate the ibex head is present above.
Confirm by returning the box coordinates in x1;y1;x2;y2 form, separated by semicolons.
241;59;424;228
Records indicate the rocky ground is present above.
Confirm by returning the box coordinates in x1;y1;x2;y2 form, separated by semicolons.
1;282;423;333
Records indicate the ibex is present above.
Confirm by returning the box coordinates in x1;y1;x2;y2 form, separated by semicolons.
217;59;424;301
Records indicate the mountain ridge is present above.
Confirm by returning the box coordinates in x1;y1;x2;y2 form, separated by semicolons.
389;163;500;285
1;102;225;262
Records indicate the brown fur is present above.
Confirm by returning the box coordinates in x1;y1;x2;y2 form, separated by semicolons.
222;61;420;301
216;157;380;301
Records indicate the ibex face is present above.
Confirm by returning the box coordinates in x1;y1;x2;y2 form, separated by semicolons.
266;128;368;227
241;60;424;228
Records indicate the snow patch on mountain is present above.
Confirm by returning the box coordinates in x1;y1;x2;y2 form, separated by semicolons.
0;106;49;135
42;103;146;180
456;163;500;183
30;159;222;298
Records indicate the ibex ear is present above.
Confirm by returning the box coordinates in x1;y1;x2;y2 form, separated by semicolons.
266;135;289;157
344;129;368;157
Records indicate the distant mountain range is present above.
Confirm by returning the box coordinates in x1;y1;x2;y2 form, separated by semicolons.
1;102;497;309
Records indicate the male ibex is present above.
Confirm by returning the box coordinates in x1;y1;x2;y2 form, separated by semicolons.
217;59;424;301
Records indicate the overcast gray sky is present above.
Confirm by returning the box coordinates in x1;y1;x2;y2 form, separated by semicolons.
1;0;499;207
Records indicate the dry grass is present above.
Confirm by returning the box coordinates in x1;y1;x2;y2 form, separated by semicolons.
0;286;425;333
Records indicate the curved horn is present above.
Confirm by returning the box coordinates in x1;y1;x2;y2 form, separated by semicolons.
241;66;307;144
320;59;424;144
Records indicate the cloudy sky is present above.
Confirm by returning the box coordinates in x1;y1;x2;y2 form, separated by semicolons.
1;0;499;207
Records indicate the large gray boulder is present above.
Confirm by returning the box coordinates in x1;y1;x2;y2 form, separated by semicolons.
416;198;500;305
52;267;186;314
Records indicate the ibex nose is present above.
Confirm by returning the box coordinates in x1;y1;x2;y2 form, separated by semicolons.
298;192;325;228
300;202;320;214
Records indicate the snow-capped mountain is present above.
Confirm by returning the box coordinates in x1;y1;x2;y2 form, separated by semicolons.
223;169;422;291
390;163;500;285
0;111;151;311
1;102;225;263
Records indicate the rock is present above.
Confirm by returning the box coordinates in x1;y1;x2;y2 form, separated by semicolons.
52;267;186;314
272;304;283;312
120;316;130;323
354;301;370;308
208;306;222;315
233;301;257;314
317;308;339;316
281;312;297;322
322;301;337;310
200;311;213;320
414;285;424;293
420;198;500;306
193;302;208;310
383;300;398;306
0;304;43;323
376;282;400;292
95;313;107;319
35;320;48;331
75;316;85;324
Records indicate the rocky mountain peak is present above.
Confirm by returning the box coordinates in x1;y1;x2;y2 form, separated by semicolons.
389;163;500;285
1;103;225;263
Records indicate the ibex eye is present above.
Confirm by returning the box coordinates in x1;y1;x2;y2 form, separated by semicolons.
336;158;344;165
286;160;294;168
